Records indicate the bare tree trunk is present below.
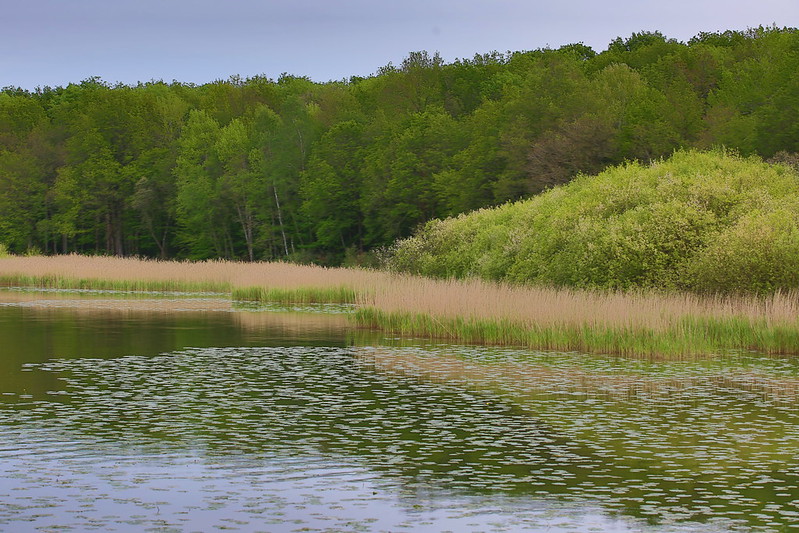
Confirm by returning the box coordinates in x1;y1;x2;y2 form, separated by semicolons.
294;122;306;170
274;186;289;257
235;204;255;261
105;212;112;254
159;225;169;259
106;205;124;256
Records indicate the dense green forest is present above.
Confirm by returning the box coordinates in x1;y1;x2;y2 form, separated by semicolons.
1;27;798;264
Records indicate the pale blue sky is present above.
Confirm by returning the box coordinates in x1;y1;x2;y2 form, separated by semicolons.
3;0;798;89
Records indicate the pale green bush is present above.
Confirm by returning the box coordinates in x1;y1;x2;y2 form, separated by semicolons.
387;150;799;293
686;208;799;293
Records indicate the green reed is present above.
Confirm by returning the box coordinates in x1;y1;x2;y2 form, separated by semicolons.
6;271;799;357
232;285;359;304
0;274;230;294
354;308;799;357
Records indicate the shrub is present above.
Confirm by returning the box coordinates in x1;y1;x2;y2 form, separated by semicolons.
687;207;799;293
387;150;799;293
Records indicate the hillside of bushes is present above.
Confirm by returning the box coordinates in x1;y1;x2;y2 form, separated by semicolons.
386;150;799;293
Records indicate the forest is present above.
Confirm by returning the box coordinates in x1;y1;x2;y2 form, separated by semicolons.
1;26;798;264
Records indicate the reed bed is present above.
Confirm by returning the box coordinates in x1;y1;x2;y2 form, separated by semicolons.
357;276;799;330
3;254;799;356
355;276;799;356
0;254;391;295
0;274;230;293
354;308;799;356
232;286;359;304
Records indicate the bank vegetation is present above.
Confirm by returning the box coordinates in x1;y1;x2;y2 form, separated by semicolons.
3;254;799;357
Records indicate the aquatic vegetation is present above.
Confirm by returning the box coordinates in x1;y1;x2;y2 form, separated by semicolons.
0;274;230;293
4;255;799;355
354;308;799;357
355;275;799;355
233;285;359;304
6;337;799;531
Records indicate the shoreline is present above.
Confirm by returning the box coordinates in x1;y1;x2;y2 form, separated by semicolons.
2;254;799;357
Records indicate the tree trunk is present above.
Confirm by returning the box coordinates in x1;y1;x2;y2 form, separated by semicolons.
273;186;289;257
235;204;255;261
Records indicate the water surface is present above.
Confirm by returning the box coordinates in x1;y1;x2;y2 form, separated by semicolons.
1;289;798;532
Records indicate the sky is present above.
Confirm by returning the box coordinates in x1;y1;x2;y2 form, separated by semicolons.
2;0;798;89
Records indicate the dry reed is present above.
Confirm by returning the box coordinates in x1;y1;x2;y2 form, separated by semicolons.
356;275;799;331
3;254;799;355
0;254;392;290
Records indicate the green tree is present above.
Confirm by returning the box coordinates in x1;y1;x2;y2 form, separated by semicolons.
361;106;464;244
174;110;230;258
301;120;366;255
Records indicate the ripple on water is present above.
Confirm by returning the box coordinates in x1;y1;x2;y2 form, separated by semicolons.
1;344;798;532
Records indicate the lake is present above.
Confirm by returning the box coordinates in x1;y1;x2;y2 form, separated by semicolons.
1;288;799;532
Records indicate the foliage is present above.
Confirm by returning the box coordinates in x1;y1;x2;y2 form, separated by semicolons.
1;28;799;263
387;150;799;294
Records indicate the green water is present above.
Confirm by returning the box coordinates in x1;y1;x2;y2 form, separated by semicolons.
1;290;799;532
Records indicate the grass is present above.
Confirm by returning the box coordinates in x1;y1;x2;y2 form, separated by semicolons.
355;308;799;357
3;254;799;356
232;285;359;304
0;274;230;293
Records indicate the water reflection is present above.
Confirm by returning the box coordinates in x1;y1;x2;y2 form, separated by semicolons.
1;425;650;533
4;346;705;532
0;292;352;398
362;346;799;529
2;290;799;531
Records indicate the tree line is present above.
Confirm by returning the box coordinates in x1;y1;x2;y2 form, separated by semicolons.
1;26;798;264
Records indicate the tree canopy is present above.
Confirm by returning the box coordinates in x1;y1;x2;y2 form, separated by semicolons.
1;27;798;264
